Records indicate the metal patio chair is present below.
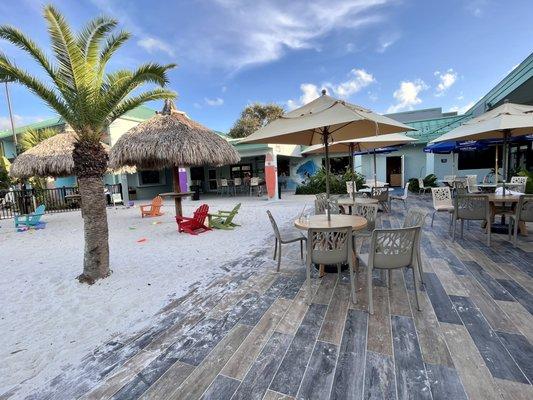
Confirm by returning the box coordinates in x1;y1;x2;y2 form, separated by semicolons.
267;210;306;271
403;208;428;285
452;194;491;246
360;226;421;314
431;187;454;228
509;194;533;247
306;226;356;305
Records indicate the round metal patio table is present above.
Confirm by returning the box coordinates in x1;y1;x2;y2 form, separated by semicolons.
294;214;367;231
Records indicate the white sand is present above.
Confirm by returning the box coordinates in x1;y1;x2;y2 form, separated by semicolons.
0;194;313;398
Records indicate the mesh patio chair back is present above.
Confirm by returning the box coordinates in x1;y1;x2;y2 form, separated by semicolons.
307;226;352;266
517;195;533;223
346;181;356;194
509;176;527;193
314;197;340;215
352;203;379;231
403;209;427;228
369;227;418;270
266;210;282;240
371;186;389;202
432;187;453;209
455;194;489;221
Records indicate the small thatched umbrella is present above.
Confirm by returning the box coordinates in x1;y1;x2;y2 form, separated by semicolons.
10;127;134;179
109;100;241;215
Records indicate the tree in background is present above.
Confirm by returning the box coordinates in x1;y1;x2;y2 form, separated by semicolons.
0;4;176;283
0;156;12;189
228;103;284;139
20;127;58;152
19;127;59;189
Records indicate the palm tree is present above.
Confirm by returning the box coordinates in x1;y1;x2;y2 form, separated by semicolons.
0;5;176;283
20;127;58;153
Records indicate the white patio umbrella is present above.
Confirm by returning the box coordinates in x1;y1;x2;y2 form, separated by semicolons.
301;133;417;197
241;90;414;217
431;101;533;194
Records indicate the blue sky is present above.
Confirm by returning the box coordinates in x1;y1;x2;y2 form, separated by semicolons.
0;0;532;133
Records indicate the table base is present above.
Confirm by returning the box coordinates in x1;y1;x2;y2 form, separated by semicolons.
315;263;349;273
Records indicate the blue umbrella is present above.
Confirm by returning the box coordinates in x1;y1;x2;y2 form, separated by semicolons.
423;140;487;175
353;146;400;155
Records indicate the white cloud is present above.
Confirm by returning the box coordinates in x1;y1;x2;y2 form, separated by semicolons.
221;86;228;93
449;100;476;115
465;0;488;17
326;69;375;98
0;114;45;131
287;83;321;110
187;0;391;70
137;37;175;56
287;68;375;110
204;97;224;106
387;79;428;113
434;69;457;96
376;32;401;53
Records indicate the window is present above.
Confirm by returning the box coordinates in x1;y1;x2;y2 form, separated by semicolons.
458;148;497;170
322;156;350;174
138;170;165;186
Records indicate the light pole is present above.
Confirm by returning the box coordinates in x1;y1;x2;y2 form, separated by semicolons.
2;79;17;147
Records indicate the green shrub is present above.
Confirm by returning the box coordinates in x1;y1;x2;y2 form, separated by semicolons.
407;174;438;193
295;167;365;195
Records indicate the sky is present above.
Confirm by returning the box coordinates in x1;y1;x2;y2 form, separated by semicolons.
0;0;532;133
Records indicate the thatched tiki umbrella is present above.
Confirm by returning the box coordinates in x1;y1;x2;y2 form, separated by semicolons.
10;128;134;179
110;100;240;216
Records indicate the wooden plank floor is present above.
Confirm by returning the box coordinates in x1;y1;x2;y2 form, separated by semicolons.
20;196;533;400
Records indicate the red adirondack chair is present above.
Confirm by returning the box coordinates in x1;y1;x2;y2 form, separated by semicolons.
175;204;212;235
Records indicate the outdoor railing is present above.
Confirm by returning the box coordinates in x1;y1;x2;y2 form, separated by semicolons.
0;183;122;219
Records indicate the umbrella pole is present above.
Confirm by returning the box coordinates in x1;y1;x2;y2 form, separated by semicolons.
495;145;499;184
350;143;355;202
172;166;183;216
502;130;510;195
323;128;331;221
373;149;377;188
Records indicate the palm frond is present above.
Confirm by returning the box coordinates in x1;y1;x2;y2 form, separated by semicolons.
97;63;175;121
77;16;117;68
95;30;130;89
0;26;57;82
106;88;176;126
43;5;87;92
20;127;59;152
0;53;73;122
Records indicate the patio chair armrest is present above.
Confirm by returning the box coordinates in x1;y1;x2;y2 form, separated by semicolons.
176;216;195;223
139;205;151;210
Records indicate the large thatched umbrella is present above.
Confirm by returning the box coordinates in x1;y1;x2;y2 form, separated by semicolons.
109;100;240;215
9;127;133;178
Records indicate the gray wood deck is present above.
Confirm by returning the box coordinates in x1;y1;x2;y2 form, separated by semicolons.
19;196;533;399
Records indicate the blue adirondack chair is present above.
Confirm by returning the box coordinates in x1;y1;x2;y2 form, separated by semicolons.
14;204;46;227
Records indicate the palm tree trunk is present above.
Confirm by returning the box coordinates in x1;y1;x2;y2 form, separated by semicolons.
77;176;110;283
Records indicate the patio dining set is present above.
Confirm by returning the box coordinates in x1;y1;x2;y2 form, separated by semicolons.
429;174;532;247
215;177;264;197
267;190;427;315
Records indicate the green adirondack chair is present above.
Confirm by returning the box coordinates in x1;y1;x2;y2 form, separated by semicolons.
14;204;46;227
208;203;241;230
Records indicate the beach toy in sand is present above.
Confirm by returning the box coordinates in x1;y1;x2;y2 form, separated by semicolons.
137;238;147;243
129;226;136;230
